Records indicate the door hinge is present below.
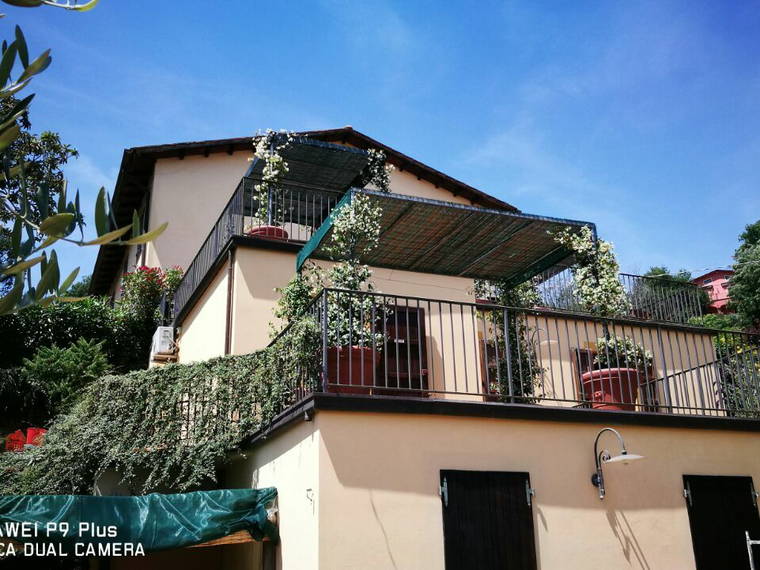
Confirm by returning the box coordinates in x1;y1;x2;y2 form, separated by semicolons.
440;477;448;507
751;484;759;509
525;480;535;507
683;484;692;507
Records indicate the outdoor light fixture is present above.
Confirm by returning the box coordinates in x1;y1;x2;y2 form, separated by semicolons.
591;427;644;500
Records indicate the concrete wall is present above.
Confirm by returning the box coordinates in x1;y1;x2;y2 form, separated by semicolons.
314;410;760;569
224;420;321;570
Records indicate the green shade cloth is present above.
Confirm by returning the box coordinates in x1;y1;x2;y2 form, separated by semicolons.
297;189;595;287
0;488;277;552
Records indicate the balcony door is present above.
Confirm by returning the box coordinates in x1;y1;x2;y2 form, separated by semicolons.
684;475;760;569
440;470;537;570
375;306;428;395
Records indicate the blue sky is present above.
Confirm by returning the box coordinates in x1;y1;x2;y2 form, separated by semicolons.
5;0;760;282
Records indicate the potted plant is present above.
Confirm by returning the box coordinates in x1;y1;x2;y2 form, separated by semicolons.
582;335;653;411
246;130;293;240
322;193;386;393
554;226;648;409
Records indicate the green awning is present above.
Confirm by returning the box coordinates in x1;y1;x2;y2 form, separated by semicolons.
0;488;277;553
297;190;594;287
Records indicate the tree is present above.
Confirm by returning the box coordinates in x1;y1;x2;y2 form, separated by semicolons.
730;220;760;328
0;14;165;314
0;97;78;294
66;274;90;297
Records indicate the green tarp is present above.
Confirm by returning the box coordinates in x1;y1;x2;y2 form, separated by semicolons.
0;488;277;553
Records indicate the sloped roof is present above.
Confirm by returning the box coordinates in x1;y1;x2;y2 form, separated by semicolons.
90;127;517;294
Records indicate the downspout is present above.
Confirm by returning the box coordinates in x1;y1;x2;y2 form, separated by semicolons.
224;249;236;355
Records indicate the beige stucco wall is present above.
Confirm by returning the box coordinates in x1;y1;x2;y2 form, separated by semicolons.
181;246;723;412
227;247;477;358
312;410;760;569
177;264;228;364
224;419;320;570
144;151;251;270
384;168;474;205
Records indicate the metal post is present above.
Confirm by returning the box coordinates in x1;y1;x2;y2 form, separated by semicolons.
321;290;328;392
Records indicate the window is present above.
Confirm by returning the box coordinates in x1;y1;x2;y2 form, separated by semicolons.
702;278;713;285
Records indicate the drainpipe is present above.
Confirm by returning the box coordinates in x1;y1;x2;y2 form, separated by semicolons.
224;249;236;355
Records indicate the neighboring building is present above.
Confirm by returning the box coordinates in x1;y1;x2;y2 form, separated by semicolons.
92;128;760;569
692;268;734;314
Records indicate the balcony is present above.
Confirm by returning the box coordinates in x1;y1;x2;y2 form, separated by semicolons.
271;288;760;419
526;267;704;324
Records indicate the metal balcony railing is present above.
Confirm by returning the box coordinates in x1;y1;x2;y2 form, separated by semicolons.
528;268;704;324
172;178;343;321
276;289;760;418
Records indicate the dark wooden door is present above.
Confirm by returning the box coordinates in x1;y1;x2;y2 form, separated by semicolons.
684;475;760;569
440;470;537;570
376;306;428;394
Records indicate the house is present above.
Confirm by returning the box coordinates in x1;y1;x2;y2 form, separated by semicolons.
692;268;734;314
90;128;760;569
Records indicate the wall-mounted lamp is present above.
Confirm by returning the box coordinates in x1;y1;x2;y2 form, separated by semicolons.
591;427;644;500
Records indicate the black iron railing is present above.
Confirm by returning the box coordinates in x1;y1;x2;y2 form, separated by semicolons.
172;178;343;321
530;268;704;324
294;288;759;418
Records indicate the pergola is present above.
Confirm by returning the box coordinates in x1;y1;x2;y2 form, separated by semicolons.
297;189;594;287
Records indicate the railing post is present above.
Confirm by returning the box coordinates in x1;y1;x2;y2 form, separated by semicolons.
656;326;673;411
320;289;329;392
503;307;514;402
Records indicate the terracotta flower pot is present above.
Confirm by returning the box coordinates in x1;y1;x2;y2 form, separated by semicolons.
581;368;640;411
326;346;378;394
246;225;289;240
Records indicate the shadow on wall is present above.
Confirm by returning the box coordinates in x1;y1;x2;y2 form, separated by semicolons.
607;509;652;570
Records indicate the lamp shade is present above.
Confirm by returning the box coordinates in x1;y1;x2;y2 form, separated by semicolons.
604;453;645;465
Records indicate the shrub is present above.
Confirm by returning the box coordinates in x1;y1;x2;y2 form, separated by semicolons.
22;338;110;418
0;368;47;431
0;297;114;369
594;335;653;372
0;315;320;495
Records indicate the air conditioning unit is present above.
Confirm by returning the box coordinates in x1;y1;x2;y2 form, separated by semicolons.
151;326;175;356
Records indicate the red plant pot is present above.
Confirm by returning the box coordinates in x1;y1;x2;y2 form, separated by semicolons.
4;429;25;452
26;427;47;446
246;225;289;240
581;368;640;411
326;346;378;394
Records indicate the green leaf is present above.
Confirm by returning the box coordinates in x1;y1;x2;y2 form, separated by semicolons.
2;0;45;6
2;254;43;275
94;186;108;236
18;48;51;82
58;266;79;293
82;224;131;245
0;123;20;151
38;234;59;250
14;26;28;68
122;222;168;245
10;217;21;257
37;182;49;219
0;275;23;315
57;179;67;211
0;41;17;87
0;78;31;99
39;213;74;236
61;0;99;11
132;210;140;239
35;251;59;300
0;93;33;133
